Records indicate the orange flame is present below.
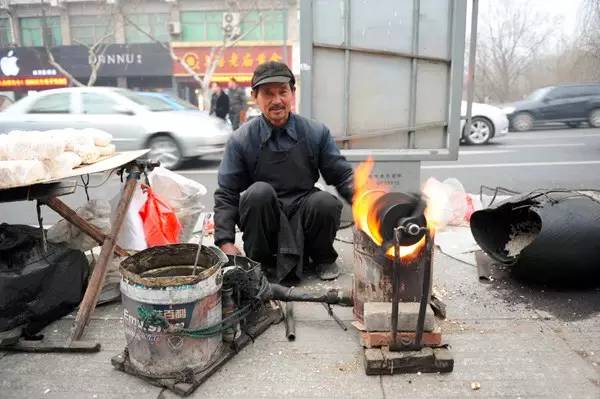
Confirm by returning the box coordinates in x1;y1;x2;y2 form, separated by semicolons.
352;157;387;245
385;235;428;263
352;157;430;261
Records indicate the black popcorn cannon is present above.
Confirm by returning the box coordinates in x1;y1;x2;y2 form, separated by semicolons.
352;190;453;375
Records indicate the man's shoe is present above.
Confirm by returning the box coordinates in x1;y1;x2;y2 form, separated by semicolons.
316;262;340;280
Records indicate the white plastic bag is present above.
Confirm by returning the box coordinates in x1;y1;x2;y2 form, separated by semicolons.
73;144;101;164
4;131;65;160
422;177;478;228
81;128;112;147
0;135;8;161
47;200;112;251
97;144;116;157
112;184;148;251
47;129;95;151
0;160;49;188
43;152;82;178
148;167;207;242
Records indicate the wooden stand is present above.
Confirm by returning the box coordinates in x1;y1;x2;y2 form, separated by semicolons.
0;152;150;353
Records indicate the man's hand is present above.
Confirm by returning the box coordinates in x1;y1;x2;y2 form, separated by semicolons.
220;242;242;256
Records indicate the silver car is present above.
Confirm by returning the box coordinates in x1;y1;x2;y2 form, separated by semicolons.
0;87;232;169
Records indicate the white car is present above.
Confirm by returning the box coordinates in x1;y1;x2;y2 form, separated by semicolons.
460;101;509;145
0;87;232;169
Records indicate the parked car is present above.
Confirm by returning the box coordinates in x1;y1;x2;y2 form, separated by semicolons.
503;83;600;131
460;101;509;145
138;92;200;112
0;87;232;169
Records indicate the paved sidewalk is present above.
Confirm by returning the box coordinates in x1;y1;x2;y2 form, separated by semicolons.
1;227;599;398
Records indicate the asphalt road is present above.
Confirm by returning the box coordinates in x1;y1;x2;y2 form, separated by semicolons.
2;126;599;225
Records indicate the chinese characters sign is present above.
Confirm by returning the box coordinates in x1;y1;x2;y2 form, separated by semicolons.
0;77;67;88
172;45;292;82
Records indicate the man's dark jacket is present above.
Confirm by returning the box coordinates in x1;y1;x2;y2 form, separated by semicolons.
214;113;354;246
210;91;230;119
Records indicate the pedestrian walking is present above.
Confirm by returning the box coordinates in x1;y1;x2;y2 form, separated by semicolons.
227;77;247;131
209;82;230;121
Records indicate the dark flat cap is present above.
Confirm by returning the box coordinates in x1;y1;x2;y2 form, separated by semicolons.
251;61;295;90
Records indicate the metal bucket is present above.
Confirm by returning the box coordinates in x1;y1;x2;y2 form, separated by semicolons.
119;244;228;378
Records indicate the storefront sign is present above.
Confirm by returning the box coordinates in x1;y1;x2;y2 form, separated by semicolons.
0;77;68;88
0;47;61;78
0;47;68;90
53;43;172;78
172;45;292;82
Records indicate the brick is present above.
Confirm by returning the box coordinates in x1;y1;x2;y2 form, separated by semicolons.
364;302;435;331
363;302;435;332
359;327;442;348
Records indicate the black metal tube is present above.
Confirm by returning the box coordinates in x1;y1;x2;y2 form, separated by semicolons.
284;302;295;341
268;284;352;306
414;238;433;347
390;230;401;347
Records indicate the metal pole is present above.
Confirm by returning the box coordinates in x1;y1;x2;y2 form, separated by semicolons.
299;0;313;118
464;0;479;136
407;0;420;149
282;2;288;64
342;0;351;148
390;228;401;348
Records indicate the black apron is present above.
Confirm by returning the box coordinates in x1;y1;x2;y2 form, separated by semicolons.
253;127;318;282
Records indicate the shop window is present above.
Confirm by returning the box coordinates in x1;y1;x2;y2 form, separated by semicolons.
82;92;120;115
125;13;170;43
180;10;286;42
70;15;113;46
181;11;223;41
0;18;13;47
28;93;70;114
240;10;286;41
20;17;62;47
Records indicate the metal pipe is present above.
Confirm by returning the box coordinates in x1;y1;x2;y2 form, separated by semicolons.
342;0;351;148
464;0;479;136
268;284;353;306
313;42;450;64
284;302;295;341
390;231;401;348
414;238;433;347
407;0;420;149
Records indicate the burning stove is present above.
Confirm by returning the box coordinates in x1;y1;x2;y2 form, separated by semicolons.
351;159;453;374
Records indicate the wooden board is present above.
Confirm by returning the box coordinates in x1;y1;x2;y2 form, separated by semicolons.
363;346;454;375
0;150;149;191
49;149;150;182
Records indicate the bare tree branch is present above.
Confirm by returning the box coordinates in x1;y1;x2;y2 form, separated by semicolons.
121;0;279;109
40;0;85;87
475;0;556;102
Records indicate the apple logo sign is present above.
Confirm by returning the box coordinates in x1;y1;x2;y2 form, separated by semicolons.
0;50;19;76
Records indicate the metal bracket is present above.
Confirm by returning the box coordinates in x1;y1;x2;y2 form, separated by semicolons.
389;218;431;352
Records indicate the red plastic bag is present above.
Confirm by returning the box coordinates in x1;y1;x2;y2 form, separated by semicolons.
139;185;181;247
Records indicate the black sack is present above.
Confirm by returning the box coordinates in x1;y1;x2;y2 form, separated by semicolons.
0;223;89;334
470;190;600;286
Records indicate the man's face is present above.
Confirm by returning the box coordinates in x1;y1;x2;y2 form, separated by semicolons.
229;80;237;89
211;83;220;94
252;82;294;127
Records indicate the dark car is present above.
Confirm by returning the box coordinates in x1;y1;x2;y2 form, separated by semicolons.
503;83;600;131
